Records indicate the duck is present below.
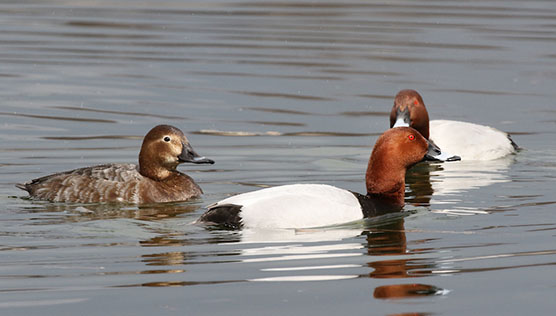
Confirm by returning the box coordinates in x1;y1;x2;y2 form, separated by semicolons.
17;124;214;204
197;127;438;229
390;89;518;161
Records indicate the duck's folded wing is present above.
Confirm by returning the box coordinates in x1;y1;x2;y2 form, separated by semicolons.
18;164;143;203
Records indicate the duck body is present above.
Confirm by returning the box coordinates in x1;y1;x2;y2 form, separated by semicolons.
200;184;402;229
391;89;518;161
198;127;436;229
18;163;203;204
429;119;517;161
17;125;214;204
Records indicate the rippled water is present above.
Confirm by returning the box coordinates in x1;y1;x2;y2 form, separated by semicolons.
1;1;555;315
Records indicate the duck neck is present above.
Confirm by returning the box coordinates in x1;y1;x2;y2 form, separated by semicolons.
365;158;406;206
138;153;173;181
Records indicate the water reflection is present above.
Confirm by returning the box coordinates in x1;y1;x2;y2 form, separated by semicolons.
386;314;432;316
142;251;187;267
19;201;201;223
220;215;447;299
365;220;407;257
429;157;514;197
405;162;437;207
239;227;364;244
405;157;514;215
117;280;240;288
221;217;449;300
363;218;447;299
374;283;447;299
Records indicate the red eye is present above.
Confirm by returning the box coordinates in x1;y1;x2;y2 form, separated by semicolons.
413;99;419;105
408;134;415;141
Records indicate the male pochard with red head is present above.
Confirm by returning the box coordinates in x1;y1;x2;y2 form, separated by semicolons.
197;127;439;229
17;125;214;204
390;89;518;161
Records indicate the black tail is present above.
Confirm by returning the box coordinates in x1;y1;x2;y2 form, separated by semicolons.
15;183;30;192
508;134;520;151
197;204;243;229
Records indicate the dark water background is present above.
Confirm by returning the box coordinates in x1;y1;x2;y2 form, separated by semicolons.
1;1;555;315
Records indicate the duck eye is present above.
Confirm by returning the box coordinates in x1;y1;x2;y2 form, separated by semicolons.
163;136;171;142
408;134;415;141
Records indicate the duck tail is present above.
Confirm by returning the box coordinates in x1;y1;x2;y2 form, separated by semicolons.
15;182;30;192
197;204;243;230
508;134;520;151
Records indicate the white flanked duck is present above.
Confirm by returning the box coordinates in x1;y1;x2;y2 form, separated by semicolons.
17;124;214;204
390;89;518;161
197;127;438;229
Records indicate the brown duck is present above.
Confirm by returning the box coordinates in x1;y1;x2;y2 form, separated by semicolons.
17;125;214;204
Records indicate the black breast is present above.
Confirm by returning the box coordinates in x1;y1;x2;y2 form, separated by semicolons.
351;192;403;218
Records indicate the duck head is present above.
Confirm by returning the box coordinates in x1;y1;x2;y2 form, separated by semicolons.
390;89;460;162
390;89;430;139
365;127;437;205
139;125;214;181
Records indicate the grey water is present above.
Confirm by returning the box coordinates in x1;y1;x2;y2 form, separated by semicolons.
1;1;555;315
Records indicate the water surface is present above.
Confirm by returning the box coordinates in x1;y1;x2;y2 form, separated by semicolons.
1;1;555;315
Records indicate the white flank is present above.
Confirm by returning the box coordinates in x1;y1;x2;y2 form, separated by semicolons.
430;120;515;161
214;184;363;229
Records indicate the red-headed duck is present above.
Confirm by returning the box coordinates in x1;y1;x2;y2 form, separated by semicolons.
197;127;439;229
17;125;214;204
391;89;518;161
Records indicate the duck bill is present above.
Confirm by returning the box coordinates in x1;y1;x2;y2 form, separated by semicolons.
178;143;215;164
424;140;461;162
391;108;410;128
